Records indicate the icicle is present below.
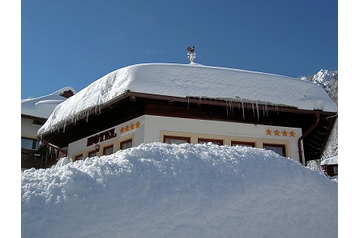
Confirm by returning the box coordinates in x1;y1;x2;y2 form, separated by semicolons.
275;105;279;114
264;103;268;117
86;111;89;122
256;102;259;120
187;97;190;108
63;121;66;133
225;100;233;115
226;100;229;115
241;102;245;120
251;103;255;118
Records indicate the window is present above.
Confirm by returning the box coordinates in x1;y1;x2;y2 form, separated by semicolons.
198;138;223;145
74;154;83;161
333;166;338;175
21;137;40;150
164;135;190;144
103;145;114;155
88;150;98;158
231;141;255;147
120;139;132;150
263;143;286;157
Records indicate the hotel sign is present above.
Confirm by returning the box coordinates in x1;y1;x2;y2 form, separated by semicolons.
87;128;117;147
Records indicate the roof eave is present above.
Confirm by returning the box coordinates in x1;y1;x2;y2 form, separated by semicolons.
39;91;337;141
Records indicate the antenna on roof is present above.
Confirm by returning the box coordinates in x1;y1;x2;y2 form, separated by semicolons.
186;46;196;63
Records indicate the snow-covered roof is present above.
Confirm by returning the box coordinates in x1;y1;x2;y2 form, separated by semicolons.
21;86;76;119
321;155;338;165
38;63;337;135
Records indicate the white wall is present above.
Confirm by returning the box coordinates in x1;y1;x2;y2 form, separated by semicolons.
21;117;42;139
143;115;302;161
68;116;146;160
68;115;303;162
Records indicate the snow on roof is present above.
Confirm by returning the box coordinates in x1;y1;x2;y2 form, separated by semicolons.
21;86;76;119
321;155;338;165
37;63;337;135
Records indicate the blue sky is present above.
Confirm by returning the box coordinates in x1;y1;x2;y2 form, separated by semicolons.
21;0;338;99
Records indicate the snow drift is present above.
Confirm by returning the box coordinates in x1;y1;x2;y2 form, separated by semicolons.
21;143;337;238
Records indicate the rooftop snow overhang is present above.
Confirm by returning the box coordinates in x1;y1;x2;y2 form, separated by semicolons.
38;90;337;139
37;63;338;139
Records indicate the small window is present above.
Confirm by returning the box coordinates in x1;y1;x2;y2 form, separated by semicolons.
333;166;338;175
103;145;114;155
231;141;255;147
74;154;83;161
21;137;40;150
164;135;190;144
88;150;98;158
263;143;286;157
198;138;223;145
120;139;132;150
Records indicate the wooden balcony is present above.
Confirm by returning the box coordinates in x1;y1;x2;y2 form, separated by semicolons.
21;146;59;169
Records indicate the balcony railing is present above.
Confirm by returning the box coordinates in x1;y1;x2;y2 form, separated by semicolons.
21;146;58;169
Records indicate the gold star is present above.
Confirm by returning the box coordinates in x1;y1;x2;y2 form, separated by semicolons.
282;130;288;137
290;131;296;137
135;121;141;128
274;130;280;136
266;129;272;135
125;125;129;132
120;127;125;134
130;123;135;130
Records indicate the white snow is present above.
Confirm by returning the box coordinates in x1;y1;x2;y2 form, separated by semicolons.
37;63;338;136
321;155;338;165
21;86;76;119
21;142;338;238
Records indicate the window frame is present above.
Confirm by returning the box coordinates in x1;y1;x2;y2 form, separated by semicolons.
231;141;256;147
88;150;98;158
120;139;133;150
263;143;286;157
198;138;223;145
74;154;84;161
164;135;190;144
21;137;40;150
103;144;114;155
333;166;338;175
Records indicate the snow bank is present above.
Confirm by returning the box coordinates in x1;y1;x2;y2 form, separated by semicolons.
21;143;337;238
37;63;337;136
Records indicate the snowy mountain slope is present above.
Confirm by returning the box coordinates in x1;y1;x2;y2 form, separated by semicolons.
299;69;338;104
21;143;338;238
299;70;338;160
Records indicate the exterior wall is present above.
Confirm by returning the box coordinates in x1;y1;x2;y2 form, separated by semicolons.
21;117;42;139
143;115;302;162
68;116;146;161
68;115;303;163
